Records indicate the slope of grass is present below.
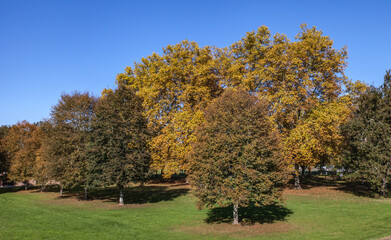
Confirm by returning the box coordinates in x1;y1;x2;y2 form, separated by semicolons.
1;180;391;240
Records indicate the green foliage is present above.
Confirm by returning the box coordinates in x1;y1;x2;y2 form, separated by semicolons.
189;89;288;223
0;125;10;173
88;86;150;197
45;92;97;189
342;70;391;196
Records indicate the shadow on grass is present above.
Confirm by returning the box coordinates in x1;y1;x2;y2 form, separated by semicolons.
56;185;190;205
299;176;340;189
0;186;39;194
206;204;293;225
335;181;380;198
291;175;383;198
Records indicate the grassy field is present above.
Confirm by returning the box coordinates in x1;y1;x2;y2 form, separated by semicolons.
1;178;391;240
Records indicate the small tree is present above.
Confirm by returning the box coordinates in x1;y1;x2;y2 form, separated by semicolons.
189;89;289;224
89;86;150;205
342;70;391;196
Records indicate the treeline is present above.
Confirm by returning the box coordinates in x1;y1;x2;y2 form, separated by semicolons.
0;87;149;204
0;25;390;222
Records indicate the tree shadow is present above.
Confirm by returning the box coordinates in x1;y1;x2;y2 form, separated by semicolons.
335;181;380;198
298;176;340;189
205;204;293;225
57;185;190;204
0;186;39;194
0;186;24;194
290;175;384;198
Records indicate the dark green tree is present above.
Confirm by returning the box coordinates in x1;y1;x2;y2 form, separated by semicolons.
89;85;150;205
342;70;391;196
46;92;97;197
0;125;10;175
189;89;289;224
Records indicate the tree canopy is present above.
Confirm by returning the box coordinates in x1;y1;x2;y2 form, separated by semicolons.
189;89;288;224
342;70;391;196
88;85;150;205
44;92;97;193
0;125;10;174
2;121;40;188
116;40;223;176
115;25;360;185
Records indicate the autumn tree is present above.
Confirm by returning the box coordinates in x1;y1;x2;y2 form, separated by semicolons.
342;70;391;196
189;89;288;224
3;121;40;189
33;121;52;191
88;85;150;205
116;40;222;176
46;92;96;197
283;101;350;181
114;24;358;187
220;24;352;188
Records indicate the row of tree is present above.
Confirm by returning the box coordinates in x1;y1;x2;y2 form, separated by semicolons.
0;87;149;204
0;24;389;224
117;24;366;189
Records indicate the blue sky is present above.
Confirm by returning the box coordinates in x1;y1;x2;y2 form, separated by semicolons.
1;0;390;125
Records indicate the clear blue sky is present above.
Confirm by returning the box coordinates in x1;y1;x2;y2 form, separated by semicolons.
1;0;390;126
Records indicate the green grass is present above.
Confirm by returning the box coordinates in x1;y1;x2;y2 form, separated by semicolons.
1;180;391;240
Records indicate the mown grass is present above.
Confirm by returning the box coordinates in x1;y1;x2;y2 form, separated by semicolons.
1;178;391;240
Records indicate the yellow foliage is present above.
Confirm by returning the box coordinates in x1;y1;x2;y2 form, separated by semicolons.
284;100;352;168
116;40;222;177
113;25;369;178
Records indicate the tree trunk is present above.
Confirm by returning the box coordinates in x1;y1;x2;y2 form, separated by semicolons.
301;165;306;178
24;181;28;190
233;202;239;225
119;186;124;205
381;177;387;196
41;184;44;192
308;166;312;177
84;187;88;200
294;164;301;189
60;186;63;196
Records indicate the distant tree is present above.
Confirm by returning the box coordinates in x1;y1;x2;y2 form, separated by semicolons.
46;92;97;197
3;121;39;189
189;89;289;224
0;125;10;174
89;85;150;205
342;70;391;196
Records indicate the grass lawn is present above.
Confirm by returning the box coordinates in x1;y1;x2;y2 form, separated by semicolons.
1;178;391;240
